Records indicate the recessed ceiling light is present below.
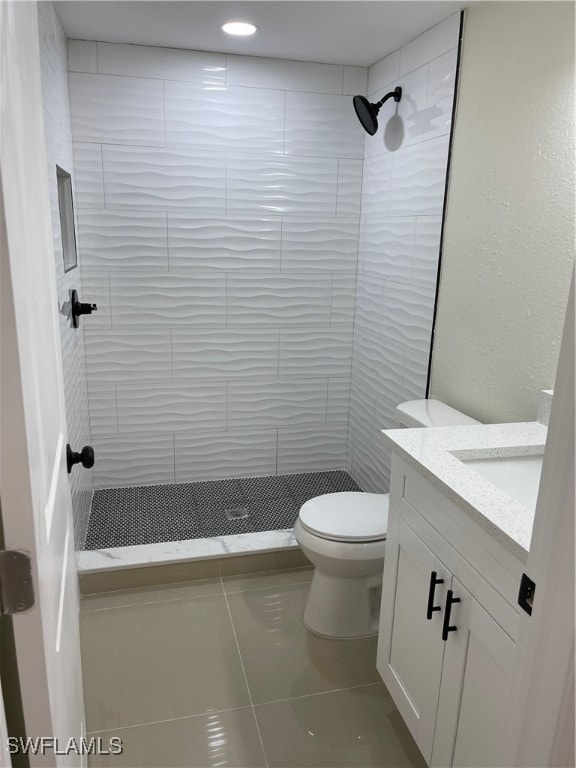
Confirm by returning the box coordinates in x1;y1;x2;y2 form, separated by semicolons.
221;21;258;37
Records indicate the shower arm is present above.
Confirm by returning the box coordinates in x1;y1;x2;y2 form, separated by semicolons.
375;86;403;110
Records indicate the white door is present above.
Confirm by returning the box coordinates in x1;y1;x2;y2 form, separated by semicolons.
377;513;449;763
504;274;575;767
433;579;516;768
0;1;85;765
0;679;12;768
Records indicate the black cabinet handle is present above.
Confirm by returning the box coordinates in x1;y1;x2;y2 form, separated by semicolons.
441;589;461;641
71;289;98;328
66;444;95;474
426;570;444;620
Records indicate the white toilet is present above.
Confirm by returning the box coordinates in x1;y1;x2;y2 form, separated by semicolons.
294;399;480;639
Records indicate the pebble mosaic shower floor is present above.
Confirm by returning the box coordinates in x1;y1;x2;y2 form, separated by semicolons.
85;470;362;550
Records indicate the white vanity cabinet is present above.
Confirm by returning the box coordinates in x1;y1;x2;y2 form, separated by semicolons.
434;576;515;768
377;454;524;768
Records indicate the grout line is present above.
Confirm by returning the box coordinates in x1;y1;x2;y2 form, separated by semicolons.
282;91;287;155
274;428;279;475
279;215;284;273
169;328;174;383
225;380;229;432
335;157;341;217
86;141;361;163
253;681;384;710
113;384;119;435
165;211;170;272
392;46;458;88
86;704;254;735
276;329;281;378
172;433;176;484
80;586;225;612
99;144;106;209
329;273;335;325
224;271;228;328
224;151;228;215
424;61;432;111
346;150;363;475
222;589;270;767
107;270;113;330
85;676;382;737
161;79;167;148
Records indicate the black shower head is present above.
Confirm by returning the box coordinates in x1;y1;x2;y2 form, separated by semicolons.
353;87;402;135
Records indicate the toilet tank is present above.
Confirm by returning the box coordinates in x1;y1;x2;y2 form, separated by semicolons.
396;399;481;428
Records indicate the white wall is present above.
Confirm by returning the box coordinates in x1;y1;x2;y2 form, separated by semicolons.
67;41;367;487
38;3;92;547
346;14;461;492
429;2;575;423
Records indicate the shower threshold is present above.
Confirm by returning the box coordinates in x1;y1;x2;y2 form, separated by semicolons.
77;470;362;576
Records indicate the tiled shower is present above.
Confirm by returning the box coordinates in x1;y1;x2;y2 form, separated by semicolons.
73;44;363;491
39;3;460;551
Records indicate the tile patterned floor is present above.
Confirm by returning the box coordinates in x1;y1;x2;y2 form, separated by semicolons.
81;569;425;768
86;471;362;550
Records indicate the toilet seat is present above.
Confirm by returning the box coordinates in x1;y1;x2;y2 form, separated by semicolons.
298;492;388;543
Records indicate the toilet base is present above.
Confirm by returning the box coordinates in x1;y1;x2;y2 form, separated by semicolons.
293;513;386;640
302;568;383;639
302;619;377;640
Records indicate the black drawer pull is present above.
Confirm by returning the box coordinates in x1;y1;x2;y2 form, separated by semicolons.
442;589;461;641
426;570;444;620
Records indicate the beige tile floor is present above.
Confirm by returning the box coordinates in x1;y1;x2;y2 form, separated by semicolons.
81;566;425;768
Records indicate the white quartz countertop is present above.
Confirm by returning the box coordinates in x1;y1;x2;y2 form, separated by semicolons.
380;421;548;560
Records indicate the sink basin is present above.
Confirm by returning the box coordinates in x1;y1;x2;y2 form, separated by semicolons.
459;454;544;513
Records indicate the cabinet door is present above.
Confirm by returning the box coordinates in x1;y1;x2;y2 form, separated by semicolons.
432;578;516;768
378;513;451;764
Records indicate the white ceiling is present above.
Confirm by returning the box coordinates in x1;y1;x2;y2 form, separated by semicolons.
54;1;466;67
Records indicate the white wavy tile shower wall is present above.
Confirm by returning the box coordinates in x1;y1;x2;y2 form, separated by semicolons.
346;13;460;493
68;42;367;487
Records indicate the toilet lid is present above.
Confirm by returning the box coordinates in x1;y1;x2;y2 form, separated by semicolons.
298;492;388;542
